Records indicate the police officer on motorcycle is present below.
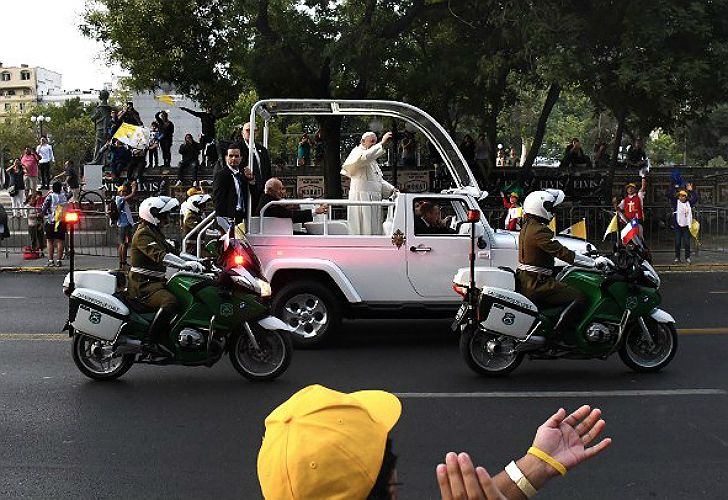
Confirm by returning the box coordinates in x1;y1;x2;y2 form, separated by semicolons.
128;196;203;352
517;189;609;337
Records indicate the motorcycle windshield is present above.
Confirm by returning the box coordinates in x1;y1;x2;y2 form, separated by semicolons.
220;235;264;279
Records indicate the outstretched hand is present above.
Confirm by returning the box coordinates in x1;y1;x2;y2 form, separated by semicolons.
437;452;505;500
532;405;612;472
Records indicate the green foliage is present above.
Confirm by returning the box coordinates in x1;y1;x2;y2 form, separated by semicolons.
647;132;682;165
706;155;727;168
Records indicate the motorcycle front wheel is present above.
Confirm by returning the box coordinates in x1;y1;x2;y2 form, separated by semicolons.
460;326;523;377
72;334;134;381
229;323;293;381
619;319;678;372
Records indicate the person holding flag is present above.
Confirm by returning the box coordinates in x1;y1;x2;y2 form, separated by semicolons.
614;177;647;238
501;191;523;231
673;189;693;264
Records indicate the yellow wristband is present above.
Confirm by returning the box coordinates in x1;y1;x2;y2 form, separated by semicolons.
528;447;567;476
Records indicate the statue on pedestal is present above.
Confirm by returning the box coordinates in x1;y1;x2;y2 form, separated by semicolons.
92;89;112;164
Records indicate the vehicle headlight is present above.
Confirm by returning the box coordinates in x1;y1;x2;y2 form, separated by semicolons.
257;279;272;298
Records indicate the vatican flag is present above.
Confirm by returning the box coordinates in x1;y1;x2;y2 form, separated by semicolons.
560;219;587;240
113;123;150;149
155;94;177;106
548;217;556;232
689;218;700;241
603;214;619;241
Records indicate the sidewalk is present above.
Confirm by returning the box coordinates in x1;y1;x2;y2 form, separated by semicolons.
650;250;728;271
0;253;119;273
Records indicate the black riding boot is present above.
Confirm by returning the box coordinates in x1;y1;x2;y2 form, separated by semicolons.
142;308;175;356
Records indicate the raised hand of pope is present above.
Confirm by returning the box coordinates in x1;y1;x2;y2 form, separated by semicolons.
532;405;612;473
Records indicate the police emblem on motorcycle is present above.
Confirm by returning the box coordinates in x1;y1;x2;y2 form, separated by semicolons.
220;304;234;317
502;313;515;325
88;311;102;324
626;297;638;309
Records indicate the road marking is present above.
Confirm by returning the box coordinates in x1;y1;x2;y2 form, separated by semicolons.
678;328;728;335
395;389;727;399
0;333;68;341
708;291;728;294
0;296;26;299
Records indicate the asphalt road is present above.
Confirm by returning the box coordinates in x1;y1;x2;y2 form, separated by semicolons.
1;272;727;499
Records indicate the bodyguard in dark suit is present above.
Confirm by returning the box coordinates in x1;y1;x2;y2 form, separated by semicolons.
213;145;248;224
236;122;272;214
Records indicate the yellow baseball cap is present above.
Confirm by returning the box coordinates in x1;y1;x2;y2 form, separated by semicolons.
187;187;202;197
257;384;402;500
678;190;688;197
509;192;519;198
626;182;637;188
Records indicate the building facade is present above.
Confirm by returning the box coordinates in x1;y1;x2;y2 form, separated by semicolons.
0;63;62;117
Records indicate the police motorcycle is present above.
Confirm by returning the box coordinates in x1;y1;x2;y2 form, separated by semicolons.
62;203;296;382
451;195;677;377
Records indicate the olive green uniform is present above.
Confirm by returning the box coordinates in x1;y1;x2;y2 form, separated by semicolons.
127;222;178;312
516;217;584;308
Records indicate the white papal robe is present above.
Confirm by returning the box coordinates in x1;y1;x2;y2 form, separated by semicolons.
341;143;395;235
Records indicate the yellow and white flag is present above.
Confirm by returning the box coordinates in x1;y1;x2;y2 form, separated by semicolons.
113;123;150;149
689;218;700;241
154;94;177;106
560;219;587;240
603;214;619;240
548;217;556;232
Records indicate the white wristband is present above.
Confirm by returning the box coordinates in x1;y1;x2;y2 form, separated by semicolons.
505;460;537;498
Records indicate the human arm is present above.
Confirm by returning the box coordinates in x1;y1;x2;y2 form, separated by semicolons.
437;405;611;500
124;181;138;201
534;226;576;264
212;168;227;216
179;106;201;118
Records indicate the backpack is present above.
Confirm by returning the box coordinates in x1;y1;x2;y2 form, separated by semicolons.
107;198;120;223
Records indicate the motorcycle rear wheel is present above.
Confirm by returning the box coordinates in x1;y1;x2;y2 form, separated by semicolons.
72;334;134;381
619;319;678;372
229;324;293;381
460;326;523;377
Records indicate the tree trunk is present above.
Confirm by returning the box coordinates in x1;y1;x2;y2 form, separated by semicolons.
520;82;561;181
606;111;626;204
317;115;344;199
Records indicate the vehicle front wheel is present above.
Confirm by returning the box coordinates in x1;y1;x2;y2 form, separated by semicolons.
271;280;342;348
72;334;134;381
229;323;293;381
459;326;523;377
619;318;678;372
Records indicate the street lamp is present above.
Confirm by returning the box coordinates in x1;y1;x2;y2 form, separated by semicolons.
30;114;51;138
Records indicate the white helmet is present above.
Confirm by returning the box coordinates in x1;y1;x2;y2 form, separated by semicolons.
523;189;565;220
187;193;211;213
139;196;180;225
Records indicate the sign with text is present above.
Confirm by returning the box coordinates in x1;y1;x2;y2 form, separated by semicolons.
297;176;325;198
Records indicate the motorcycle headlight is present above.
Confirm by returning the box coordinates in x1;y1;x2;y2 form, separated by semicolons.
257;279;272;298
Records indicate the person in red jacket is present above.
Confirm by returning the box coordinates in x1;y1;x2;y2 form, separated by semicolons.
614;177;647;237
501;191;522;231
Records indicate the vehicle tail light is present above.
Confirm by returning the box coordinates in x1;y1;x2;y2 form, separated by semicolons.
452;283;468;298
65;211;80;225
232;254;245;266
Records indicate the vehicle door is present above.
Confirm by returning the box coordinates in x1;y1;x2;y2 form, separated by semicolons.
406;195;490;298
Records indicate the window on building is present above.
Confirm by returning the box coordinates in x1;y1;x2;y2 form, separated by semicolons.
23;89;31;95
19;103;25;111
20;71;31;80
6;89;15;96
4;103;11;111
1;72;10;81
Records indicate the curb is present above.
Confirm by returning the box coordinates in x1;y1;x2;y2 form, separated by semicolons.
0;266;117;274
652;264;728;272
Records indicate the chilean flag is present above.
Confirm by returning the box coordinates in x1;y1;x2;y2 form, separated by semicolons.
621;218;640;244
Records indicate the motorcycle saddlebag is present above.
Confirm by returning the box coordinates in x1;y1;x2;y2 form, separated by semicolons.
69;288;130;342
478;287;538;339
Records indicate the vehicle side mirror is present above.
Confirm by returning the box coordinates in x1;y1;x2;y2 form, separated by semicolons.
477;238;487;250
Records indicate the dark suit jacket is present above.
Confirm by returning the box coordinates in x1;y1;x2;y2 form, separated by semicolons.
256;193;314;224
236;140;272;212
213;165;249;222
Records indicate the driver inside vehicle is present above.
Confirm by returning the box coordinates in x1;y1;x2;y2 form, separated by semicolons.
414;200;456;235
127;196;204;354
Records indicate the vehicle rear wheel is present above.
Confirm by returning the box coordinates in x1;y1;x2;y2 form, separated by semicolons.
229;323;293;381
271;280;342;348
72;334;134;381
619;318;678;372
460;326;523;377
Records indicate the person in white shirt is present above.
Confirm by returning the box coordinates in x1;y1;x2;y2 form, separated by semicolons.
674;189;693;264
36;137;55;189
341;131;396;235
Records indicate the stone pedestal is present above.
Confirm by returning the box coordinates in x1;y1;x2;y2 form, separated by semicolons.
83;164;105;192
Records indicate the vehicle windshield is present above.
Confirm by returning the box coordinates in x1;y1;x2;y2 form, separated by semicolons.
219;234;263;278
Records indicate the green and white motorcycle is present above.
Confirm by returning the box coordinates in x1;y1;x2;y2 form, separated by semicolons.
452;235;678;377
63;223;299;381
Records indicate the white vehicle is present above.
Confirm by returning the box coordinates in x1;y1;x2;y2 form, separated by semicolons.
185;100;590;345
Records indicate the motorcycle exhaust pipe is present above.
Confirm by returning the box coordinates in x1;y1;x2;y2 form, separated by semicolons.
114;336;142;355
517;335;546;352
